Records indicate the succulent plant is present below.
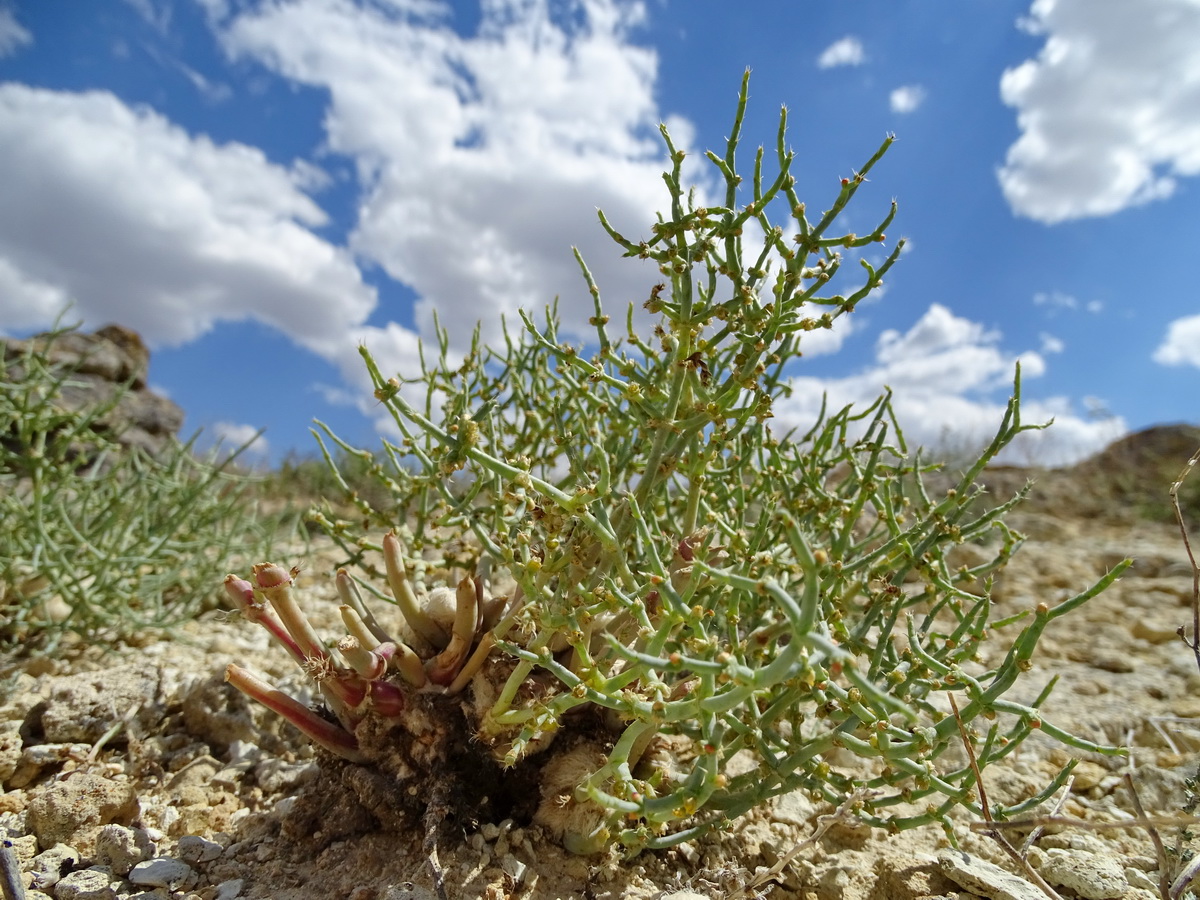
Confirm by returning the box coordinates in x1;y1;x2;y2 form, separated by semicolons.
224;71;1126;858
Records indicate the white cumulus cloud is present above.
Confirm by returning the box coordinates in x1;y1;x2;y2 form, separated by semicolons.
0;8;31;57
999;0;1200;223
776;303;1125;466
817;36;865;69
216;0;685;352
0;84;379;370
1154;314;1200;367
1039;332;1065;354
889;85;925;114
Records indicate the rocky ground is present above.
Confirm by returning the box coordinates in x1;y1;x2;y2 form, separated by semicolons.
4;433;1200;900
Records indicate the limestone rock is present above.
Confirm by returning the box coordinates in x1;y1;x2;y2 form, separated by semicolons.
2;324;184;458
1035;847;1128;899
25;773;138;853
938;849;1045;900
36;664;162;744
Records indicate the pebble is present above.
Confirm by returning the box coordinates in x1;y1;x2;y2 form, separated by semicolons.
1125;867;1160;892
1035;847;1127;899
128;856;196;891
1130;618;1180;644
1069;761;1108;791
38;665;160;743
500;853;527;884
29;843;80;890
938;849;1046;900
770;791;817;827
177;834;224;865
51;867;116;900
215;877;246;900
93;824;154;876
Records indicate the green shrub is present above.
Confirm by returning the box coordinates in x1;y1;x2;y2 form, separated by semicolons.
1;322;271;652
227;72;1125;855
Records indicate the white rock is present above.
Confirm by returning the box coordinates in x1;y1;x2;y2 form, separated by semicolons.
177;834;223;864
50;867;116;900
29;843;79;890
215;877;246;900
1037;848;1127;899
128;856;196;890
93;824;154;876
938;849;1046;900
770;791;818;826
500;854;527;884
1125;866;1159;892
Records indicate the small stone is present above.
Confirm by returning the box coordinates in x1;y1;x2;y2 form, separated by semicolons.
5;834;38;864
939;849;1046;900
51;867;116;900
1036;848;1127;900
770;791;817;826
1125;867;1159;892
253;758;317;794
1130;618;1179;644
1069;761;1108;791
128;856;196;890
500;854;527;884
177;834;223;865
94;824;154;875
215;878;246;900
37;666;161;744
25;774;137;852
29;843;79;890
1087;653;1135;674
0;724;25;784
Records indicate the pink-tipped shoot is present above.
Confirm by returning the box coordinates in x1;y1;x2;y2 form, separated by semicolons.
252;562;326;661
225;663;366;763
224;574;306;665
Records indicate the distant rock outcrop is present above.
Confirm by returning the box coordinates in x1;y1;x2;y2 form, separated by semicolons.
2;324;185;457
1072;423;1200;521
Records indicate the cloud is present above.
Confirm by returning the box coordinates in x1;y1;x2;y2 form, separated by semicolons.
797;315;856;358
1033;289;1077;310
1153;314;1200;367
0;8;31;57
998;0;1200;223
210;420;270;458
889;85;925;114
0;81;399;401
817;36;865;69
775;303;1125;466
1039;332;1064;354
217;0;687;352
1032;289;1102;314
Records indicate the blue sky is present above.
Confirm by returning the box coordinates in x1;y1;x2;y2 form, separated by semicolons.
1;0;1198;468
